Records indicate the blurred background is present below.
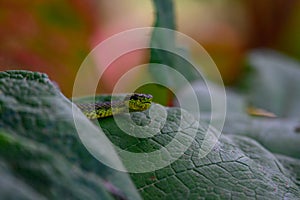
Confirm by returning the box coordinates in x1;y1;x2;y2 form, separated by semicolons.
1;0;300;97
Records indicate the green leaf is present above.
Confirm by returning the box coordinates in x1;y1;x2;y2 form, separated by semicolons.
224;50;300;159
0;130;114;199
246;49;300;118
0;70;141;200
2;70;300;199
74;73;300;198
92;107;300;199
176;79;300;159
175;49;300;159
275;154;300;186
225;117;300;159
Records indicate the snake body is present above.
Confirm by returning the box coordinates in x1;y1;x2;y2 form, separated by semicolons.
76;93;153;119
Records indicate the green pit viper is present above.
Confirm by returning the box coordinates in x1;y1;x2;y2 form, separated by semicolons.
75;93;153;119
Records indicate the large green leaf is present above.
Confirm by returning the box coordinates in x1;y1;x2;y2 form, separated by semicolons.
0;70;141;199
0;130;114;200
93;107;300;199
79;95;300;198
1;70;300;199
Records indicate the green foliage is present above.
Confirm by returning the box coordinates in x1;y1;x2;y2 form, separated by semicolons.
132;135;300;199
177;49;300;160
0;71;141;200
1;0;300;199
94;106;300;199
225;50;300;159
172;49;300;199
1;70;300;199
246;49;300;118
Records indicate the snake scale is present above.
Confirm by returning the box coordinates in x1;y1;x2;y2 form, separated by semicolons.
75;93;153;119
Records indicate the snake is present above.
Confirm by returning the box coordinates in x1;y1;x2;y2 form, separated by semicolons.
75;93;153;119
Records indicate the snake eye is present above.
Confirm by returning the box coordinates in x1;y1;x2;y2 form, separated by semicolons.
130;94;139;100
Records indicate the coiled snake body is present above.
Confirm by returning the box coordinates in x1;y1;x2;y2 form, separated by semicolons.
76;93;153;119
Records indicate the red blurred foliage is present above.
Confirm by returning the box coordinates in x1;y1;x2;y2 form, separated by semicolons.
0;0;99;97
1;0;299;96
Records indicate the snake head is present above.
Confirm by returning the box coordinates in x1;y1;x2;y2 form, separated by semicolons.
127;93;153;111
